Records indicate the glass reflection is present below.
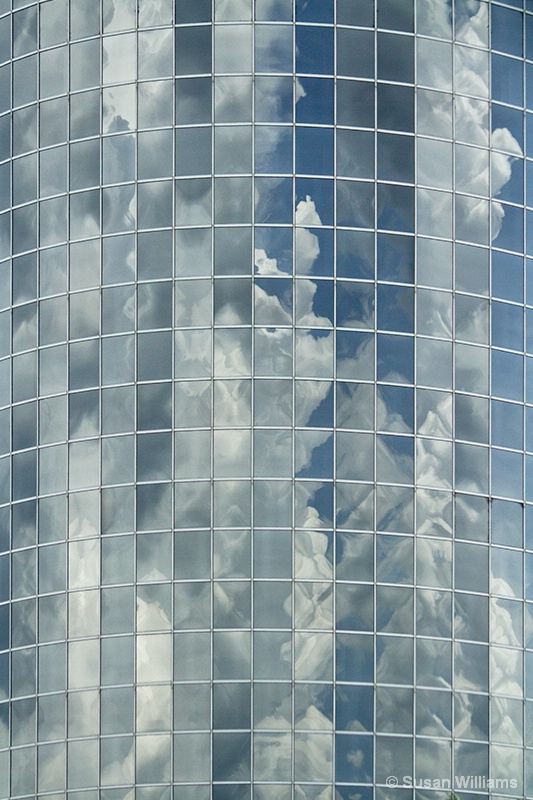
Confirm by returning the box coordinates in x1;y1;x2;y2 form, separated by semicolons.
0;0;531;794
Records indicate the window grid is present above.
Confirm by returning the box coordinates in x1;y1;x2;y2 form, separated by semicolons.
0;0;532;797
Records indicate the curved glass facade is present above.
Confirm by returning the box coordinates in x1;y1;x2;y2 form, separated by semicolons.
0;0;532;797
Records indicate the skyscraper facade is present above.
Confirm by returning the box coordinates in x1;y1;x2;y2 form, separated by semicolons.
0;0;531;797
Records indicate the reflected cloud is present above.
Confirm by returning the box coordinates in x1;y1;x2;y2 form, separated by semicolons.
175;280;211;328
295;582;333;630
295;530;333;580
136;733;171;783
454;692;489;741
294;482;333;528
254;732;292;781
417;438;452;489
417;0;452;37
254;327;292;377
296;228;321;274
296;196;323;226
491;646;523;697
137;684;171;733
139;28;173;78
491;696;523;745
456;0;488;47
103;0;135;30
296;280;332;328
68;495;100;542
253;225;338;510
103;85;136;133
491;597;522;647
175;329;212;378
137;633;172;682
69;538;99;590
295;786;332;800
417;0;521;242
417;392;452;438
492;129;523;242
139;0;172;25
294;732;333;783
69;589;99;639
100;738;135;786
103;32;136;84
214;580;250;628
255;282;292;324
255;248;284;275
296;329;333;378
36;744;66;793
214;328;251;377
137;591;172;632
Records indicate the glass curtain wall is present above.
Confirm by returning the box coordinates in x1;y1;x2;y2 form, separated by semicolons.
0;0;531;798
